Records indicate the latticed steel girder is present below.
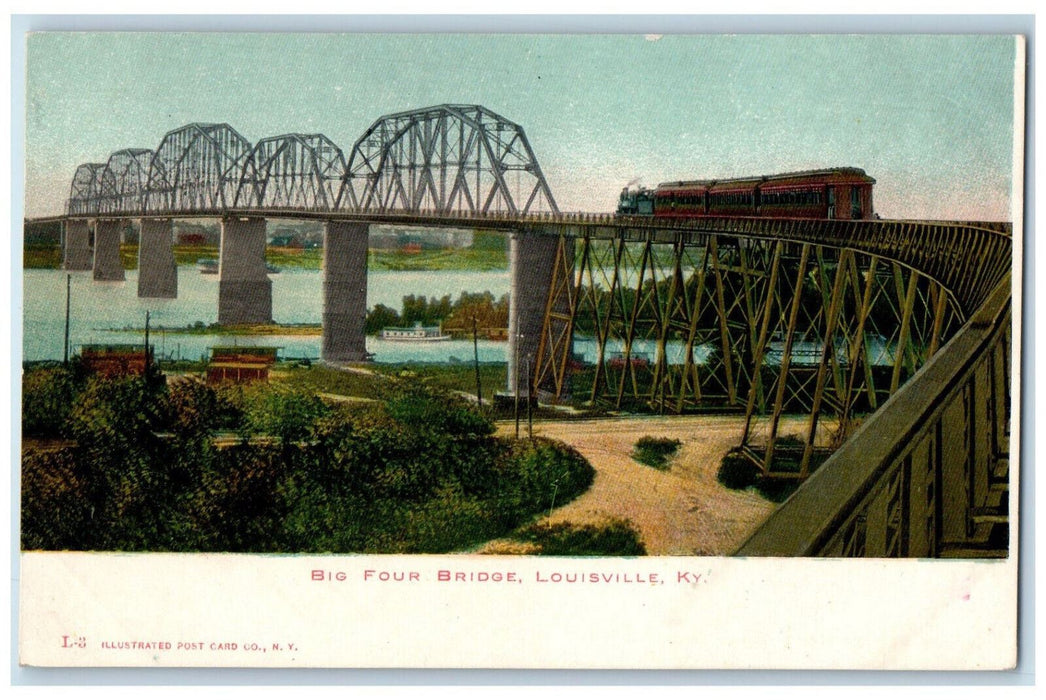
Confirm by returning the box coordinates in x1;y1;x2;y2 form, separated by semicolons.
99;149;153;214
67;163;109;216
235;133;347;210
513;215;1010;318
532;230;970;474
63;105;561;218
145;123;252;213
340;104;559;215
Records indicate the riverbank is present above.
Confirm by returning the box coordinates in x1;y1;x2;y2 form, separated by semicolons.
106;322;324;336
22;243;508;272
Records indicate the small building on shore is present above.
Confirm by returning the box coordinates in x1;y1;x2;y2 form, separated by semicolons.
206;346;279;384
80;344;151;377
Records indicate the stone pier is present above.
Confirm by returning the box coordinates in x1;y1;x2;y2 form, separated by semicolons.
137;219;177;298
218;217;272;325
92;219;125;281
62;219;93;271
507;231;572;395
322;221;370;363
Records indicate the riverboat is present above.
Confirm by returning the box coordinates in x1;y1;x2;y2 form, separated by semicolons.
380;323;452;342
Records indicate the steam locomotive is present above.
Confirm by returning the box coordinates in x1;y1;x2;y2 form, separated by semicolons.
617;167;876;220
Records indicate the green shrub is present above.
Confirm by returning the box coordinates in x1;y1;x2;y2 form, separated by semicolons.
631;435;682;470
490;438;595;527
384;383;494;437
240;385;332;443
21;369;597;553
716;447;802;503
717;448;761;489
20;446;90;550
753;478;799;503
21;365;88;437
513;519;647;556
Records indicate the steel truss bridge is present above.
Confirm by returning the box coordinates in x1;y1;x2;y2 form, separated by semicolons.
29;104;1015;559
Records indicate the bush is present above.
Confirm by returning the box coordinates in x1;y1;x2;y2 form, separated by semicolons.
21;369;597;554
513;519;647;556
717;448;761;489
632;435;682;470
753;478;799;503
489;438;594;528
716;448;801;503
384;383;494;437
240;385;332;444
21;446;90;550
21;365;87;437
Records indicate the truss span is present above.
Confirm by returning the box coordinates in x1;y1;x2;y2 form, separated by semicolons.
99;149;153;214
145;123;252;213
67;163;109;217
340;104;559;215
62;105;560;218
235;133;347;210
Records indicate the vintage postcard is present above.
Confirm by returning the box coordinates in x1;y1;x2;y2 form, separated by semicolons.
16;29;1023;669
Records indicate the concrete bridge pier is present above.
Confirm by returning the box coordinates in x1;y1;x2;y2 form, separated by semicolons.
137;218;177;298
92;219;125;281
62;219;93;271
507;231;571;396
218;217;272;325
322;221;369;363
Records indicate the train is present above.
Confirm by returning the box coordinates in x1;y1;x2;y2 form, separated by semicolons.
617;167;876;220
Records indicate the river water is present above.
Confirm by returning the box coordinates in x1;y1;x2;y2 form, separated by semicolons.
22;267;896;368
22;267;513;364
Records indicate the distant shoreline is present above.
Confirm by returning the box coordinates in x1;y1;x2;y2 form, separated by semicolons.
23;243;508;273
103;323;508;340
105;323;323;337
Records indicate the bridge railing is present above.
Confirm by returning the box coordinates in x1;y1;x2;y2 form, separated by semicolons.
736;273;1012;558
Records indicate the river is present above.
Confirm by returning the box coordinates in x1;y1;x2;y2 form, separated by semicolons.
21;267;896;368
22;267;512;364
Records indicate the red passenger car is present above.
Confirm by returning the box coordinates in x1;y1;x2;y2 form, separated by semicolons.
619;168;875;220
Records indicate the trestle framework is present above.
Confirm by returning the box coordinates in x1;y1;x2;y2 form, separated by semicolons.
532;232;966;477
738;274;1011;557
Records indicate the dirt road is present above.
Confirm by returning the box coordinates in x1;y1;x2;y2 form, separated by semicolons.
492;415;803;556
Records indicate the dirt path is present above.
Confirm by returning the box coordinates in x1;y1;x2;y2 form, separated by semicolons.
490;415;805;556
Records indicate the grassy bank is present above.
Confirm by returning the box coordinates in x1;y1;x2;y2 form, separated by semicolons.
373;363;508;403
23;243;506;272
23;245;62;269
108;322;323;336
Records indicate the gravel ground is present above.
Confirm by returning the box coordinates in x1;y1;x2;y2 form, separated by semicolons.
489;415;809;556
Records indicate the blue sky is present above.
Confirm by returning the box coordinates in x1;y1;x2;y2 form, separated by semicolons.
24;33;1019;219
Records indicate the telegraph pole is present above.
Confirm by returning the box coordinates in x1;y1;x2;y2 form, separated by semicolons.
514;331;521;440
526;355;533;439
472;317;483;408
144;310;151;379
63;274;71;365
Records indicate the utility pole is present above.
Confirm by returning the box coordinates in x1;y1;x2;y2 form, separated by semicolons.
514;328;521;440
526;355;533;439
472;317;482;408
63;274;71;365
144;310;151;379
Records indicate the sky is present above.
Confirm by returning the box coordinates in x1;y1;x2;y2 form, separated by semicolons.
23;33;1020;220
